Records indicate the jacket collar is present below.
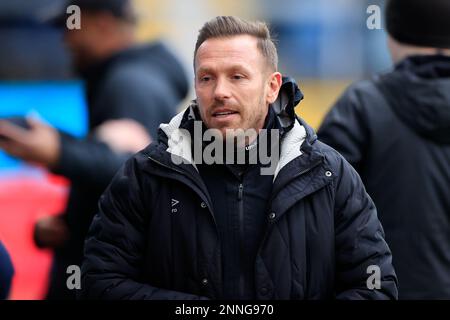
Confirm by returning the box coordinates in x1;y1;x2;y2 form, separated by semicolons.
156;77;311;178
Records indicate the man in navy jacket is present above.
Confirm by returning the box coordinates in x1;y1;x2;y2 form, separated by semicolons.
80;16;398;300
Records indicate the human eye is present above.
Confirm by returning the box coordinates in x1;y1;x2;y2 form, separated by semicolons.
199;75;212;82
232;74;245;80
231;73;246;81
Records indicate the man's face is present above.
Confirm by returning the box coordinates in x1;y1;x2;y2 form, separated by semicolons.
63;12;104;73
194;35;282;138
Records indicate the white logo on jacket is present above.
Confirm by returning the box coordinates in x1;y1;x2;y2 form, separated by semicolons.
171;198;179;213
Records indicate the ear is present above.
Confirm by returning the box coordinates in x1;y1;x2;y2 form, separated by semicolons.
266;72;282;104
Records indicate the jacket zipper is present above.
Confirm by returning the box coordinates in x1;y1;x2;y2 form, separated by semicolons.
237;183;244;298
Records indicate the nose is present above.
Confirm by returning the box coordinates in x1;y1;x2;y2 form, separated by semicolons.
213;77;231;101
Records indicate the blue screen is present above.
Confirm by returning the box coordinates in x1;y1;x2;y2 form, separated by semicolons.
0;81;88;170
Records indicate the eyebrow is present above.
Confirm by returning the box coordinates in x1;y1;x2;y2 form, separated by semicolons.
196;64;252;75
196;66;214;75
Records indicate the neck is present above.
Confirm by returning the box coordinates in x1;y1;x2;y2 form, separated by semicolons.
389;38;450;64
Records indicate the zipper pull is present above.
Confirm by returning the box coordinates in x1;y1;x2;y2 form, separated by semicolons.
238;183;243;200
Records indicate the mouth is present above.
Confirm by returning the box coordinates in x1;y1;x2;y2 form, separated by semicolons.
212;109;239;118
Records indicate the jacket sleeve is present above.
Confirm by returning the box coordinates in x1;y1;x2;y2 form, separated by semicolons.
332;154;398;300
80;155;208;300
318;85;371;173
96;72;179;138
51;132;132;189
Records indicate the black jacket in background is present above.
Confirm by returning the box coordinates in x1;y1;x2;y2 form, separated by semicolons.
46;41;189;299
318;55;450;299
80;79;397;300
0;241;14;299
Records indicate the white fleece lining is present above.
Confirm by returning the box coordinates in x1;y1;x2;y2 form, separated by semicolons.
159;107;307;178
160;109;197;169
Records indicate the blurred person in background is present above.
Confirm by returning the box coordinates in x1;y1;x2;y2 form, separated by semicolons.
318;0;450;299
0;0;188;299
0;240;14;300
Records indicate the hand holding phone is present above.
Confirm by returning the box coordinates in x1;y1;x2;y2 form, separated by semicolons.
0;116;31;141
0;116;60;168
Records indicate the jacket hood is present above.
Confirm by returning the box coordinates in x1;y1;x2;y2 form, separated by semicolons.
122;42;189;101
271;76;304;132
377;55;450;144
